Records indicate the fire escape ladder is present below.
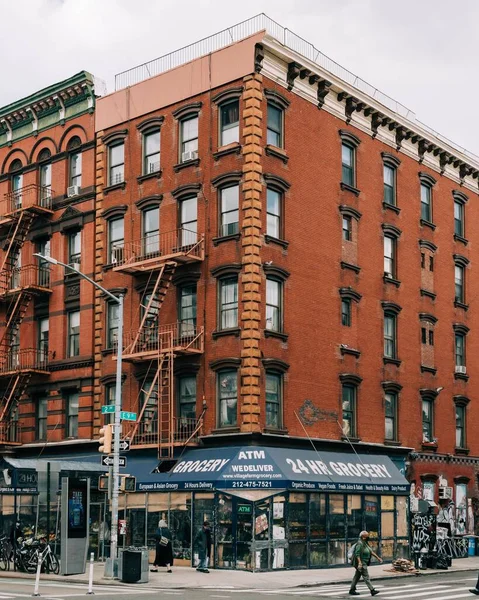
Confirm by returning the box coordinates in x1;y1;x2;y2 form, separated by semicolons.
0;291;32;352
0;211;35;273
128;368;161;443
158;343;174;459
0;372;31;424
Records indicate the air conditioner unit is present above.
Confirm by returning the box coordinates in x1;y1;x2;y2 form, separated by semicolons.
67;185;80;198
384;271;393;278
111;247;124;264
438;486;453;500
455;365;467;374
181;150;198;163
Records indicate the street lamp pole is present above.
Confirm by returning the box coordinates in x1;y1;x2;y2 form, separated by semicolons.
34;254;124;566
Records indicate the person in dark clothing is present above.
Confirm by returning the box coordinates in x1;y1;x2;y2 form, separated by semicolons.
151;519;173;573
349;530;382;596
195;521;212;573
9;521;22;561
470;576;479;595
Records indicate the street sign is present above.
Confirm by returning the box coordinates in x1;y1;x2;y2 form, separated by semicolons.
119;439;130;452
101;405;115;414
120;411;137;421
101;455;127;468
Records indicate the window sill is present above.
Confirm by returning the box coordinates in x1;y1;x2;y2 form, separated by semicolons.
383;357;401;366
212;233;241;246
422;442;438;452
420;218;436;231
340;261;361;273
137;170;162;184
454;234;468;246
264;234;289;249
383;274;401;287
383;439;402;447
213;142;241;160
420;289;436;300
455;447;470;456
340;182;360;197
383;202;401;214
64;270;80;279
454;371;469;381
341;435;361;443
421;365;437;375
263;427;288;436
173;158;200;172
340;345;361;357
454;300;469;311
103;181;126;195
211;426;241;435
212;327;241;339
101;348;114;356
265;145;289;163
264;329;289;341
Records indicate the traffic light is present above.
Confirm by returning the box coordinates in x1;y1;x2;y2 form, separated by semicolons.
98;424;113;454
120;475;136;492
98;475;109;491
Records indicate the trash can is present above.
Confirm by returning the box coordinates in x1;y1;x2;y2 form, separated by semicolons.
119;547;149;583
466;535;476;557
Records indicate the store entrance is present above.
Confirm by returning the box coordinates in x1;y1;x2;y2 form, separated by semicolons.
215;493;253;570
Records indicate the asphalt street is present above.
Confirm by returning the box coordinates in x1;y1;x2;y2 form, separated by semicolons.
1;572;479;599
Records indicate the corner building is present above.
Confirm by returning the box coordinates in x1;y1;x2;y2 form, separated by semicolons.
95;16;479;569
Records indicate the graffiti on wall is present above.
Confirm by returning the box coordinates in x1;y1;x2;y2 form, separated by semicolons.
436;536;468;559
411;512;436;553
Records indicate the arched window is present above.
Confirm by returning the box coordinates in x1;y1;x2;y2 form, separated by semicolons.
9;159;23;208
67;136;82;190
38;149;52;203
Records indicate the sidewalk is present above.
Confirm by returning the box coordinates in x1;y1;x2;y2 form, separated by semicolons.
2;557;479;590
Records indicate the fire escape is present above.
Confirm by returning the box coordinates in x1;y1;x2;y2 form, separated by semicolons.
113;228;205;458
0;184;53;445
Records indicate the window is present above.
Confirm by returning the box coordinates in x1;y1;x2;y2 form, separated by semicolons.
384;235;396;278
68;230;81;265
341;143;355;187
421;327;427;344
67;310;80;357
143;129;160;174
36;238;50;287
10;160;23;208
342;215;352;241
107;302;119;348
104;383;116;425
383;165;396;205
66;391;79;438
69;151;82;188
178;285;197;337
455;483;467;533
456;404;466;448
454;200;464;237
420;183;432;222
385;392;397;441
108;216;124;264
180;116;198;160
341;299;351;326
422;399;433;442
219;185;239;237
429;330;434;345
220;100;239;146
180;196;197;246
266;187;282;239
108;142;124;185
455;264;464;303
384;313;397;359
37;396;48;440
342;384;356;437
219;277;238;330
141;292;160;342
455;333;465;367
267;103;283;147
421;253;425;269
266;278;282;332
218;370;237;427
429;256;434;271
143;206;160;255
266;372;282;429
38;317;49;361
178;375;196;420
39;160;52;202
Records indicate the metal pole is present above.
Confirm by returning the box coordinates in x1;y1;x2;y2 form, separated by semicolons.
110;294;123;565
32;552;42;596
87;551;95;594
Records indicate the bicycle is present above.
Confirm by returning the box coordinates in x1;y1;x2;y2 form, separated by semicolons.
0;535;10;571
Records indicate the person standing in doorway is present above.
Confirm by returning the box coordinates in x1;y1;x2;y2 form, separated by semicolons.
195;521;212;573
151;519;173;573
349;530;382;596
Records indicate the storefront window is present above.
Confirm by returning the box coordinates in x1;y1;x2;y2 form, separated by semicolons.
289;542;307;568
255;498;270;542
272;496;286;540
380;539;395;560
288;493;307;540
217;493;234;568
364;496;379;539
310;493;326;539
310;542;328;567
169;492;192;561
193;492;214;567
396;496;408;537
346;495;362;540
381;496;395;539
147;493;169;548
329;540;346;565
329;495;345;538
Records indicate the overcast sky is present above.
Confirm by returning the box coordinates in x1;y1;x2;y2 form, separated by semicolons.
1;0;477;155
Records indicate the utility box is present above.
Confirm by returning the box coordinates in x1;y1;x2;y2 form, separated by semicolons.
118;547;149;583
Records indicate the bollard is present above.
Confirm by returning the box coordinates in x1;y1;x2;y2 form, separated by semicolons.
86;552;95;595
32;552;42;597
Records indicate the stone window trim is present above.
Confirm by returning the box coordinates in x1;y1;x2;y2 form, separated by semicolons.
419;239;437;252
263;264;290;280
339;205;362;220
339;287;362;303
264;89;290;110
261;358;290;373
101;205;128;219
172;271;201;287
339;129;361;148
211;171;242;188
339;373;363;385
265;145;289;163
454;475;470;484
419;171;437;187
341;262;361;273
137;116;164;133
171;182;201;199
210;263;242;278
209;357;241;371
172;101;202;120
101;129;128;146
381;152;401;168
454;254;470;268
57;380;82;393
212;87;244;104
419;473;439;482
453;190;469;204
381;301;402;315
381;381;403;393
419;313;438;325
100;287;127;300
420;388;440;402
382;223;402;238
453;395;470;408
38;148;52;163
173;362;201;377
453;323;470;335
99;373;127;385
263;173;291;192
135;194;163;210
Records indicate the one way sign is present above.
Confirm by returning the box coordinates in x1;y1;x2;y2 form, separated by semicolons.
119;440;130;452
101;455;127;468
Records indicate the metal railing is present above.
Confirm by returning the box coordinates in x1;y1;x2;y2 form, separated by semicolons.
0;265;51;294
2;184;54;216
0;348;50;374
0;419;20;444
132;416;202;447
122;323;204;357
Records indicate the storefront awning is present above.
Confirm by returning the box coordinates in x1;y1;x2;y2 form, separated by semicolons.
134;446;409;494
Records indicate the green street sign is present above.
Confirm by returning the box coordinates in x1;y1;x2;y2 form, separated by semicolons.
101;405;116;414
120;411;137;421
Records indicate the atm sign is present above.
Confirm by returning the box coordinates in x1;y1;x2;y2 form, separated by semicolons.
237;504;252;515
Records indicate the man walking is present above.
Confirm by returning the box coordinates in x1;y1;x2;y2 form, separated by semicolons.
349;530;382;596
195;521;212;573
